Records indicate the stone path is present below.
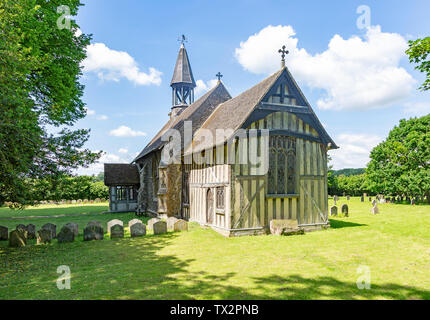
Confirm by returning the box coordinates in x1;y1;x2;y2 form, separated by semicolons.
0;211;110;221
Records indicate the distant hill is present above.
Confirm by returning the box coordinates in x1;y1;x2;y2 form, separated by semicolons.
332;168;365;176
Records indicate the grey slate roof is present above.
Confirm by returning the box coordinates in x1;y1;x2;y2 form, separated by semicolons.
104;164;139;186
171;45;196;87
133;81;232;161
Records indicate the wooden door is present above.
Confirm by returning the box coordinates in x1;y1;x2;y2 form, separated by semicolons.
206;188;214;225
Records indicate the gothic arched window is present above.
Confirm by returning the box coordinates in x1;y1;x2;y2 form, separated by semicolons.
267;135;297;195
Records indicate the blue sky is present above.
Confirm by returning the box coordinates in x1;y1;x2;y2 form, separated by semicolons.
73;0;430;174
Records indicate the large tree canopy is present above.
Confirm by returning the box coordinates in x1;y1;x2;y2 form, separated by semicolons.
0;0;100;206
366;115;430;201
406;37;430;91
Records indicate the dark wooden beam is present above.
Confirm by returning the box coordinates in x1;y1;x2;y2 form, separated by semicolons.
259;102;311;114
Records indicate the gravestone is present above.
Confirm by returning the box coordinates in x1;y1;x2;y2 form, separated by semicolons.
343;192;346;197
130;222;146;237
71;200;77;204
16;224;27;235
84;222;104;241
37;229;52;244
369;197;372;202
147;218;161;230
372;204;379;214
64;223;79;237
128;219;143;228
9;230;26;247
153;221;167;235
346;195;350;201
57;226;74;243
360;196;364;202
411;198;415;205
341;204;349;217
372;199;377;207
107;219;123;234
167;217;179;230
363;193;367;198
0;226;8;241
330;206;338;217
42;223;57;239
110;224;124;239
269;219;304;236
173;220;188;232
26;224;36;240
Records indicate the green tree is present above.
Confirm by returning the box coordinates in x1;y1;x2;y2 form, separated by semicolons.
0;0;101;207
366;115;430;202
406;37;430;91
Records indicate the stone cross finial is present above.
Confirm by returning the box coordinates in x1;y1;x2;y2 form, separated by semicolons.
216;72;223;82
278;45;289;68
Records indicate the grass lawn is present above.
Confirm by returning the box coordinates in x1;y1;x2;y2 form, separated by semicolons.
0;198;429;300
0;203;109;218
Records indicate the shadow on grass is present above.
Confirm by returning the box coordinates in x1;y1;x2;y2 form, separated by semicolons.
329;219;367;229
0;230;428;300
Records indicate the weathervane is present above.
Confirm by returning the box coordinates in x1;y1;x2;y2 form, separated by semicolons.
216;72;223;82
178;34;188;46
278;45;289;68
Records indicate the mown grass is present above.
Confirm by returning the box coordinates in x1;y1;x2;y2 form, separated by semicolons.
0;198;429;300
0;203;109;218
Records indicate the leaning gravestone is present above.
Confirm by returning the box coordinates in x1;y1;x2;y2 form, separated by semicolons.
269;219;304;236
37;229;52;244
330;206;338;217
153;221;167;235
0;226;8;241
64;223;79;237
147;218;161;230
167;217;179;230
57;226;75;243
173;220;188;232
341;204;349;217
84;222;104;241
110;224;124;239
107;219;123;234
42;223;57;239
9;230;26;247
26;224;36;240
130;222;146;237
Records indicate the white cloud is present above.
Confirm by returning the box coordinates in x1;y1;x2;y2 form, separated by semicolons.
110;126;147;137
195;79;218;96
403;102;430;117
85;108;96;116
97;114;109;120
83;43;162;86
118;148;129;154
235;25;415;111
329;133;383;169
85;107;108;120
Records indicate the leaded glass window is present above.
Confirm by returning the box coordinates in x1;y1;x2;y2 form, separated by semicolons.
216;187;225;209
267;136;297;195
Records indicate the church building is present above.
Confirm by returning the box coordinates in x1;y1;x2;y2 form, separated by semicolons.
104;41;338;237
